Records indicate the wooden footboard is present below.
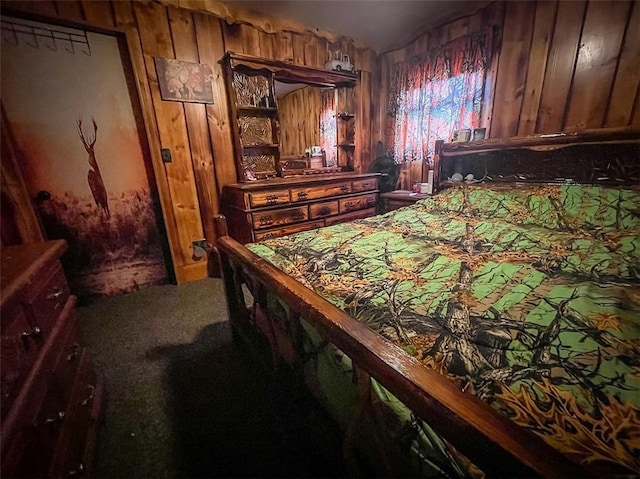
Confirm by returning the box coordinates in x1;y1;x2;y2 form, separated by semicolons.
213;215;592;479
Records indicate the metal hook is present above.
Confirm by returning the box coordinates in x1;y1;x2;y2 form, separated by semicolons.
45;30;57;51
24;26;39;49
1;24;19;46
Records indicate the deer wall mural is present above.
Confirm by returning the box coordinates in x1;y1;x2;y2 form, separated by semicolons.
77;116;110;220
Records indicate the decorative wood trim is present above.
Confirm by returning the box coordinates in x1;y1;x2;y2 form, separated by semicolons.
440;126;640;155
225;52;359;87
160;0;373;50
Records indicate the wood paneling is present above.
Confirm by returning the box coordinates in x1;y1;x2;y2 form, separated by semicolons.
375;0;639;187
491;1;536;138
1;0;375;282
134;1;205;279
564;1;631;130
606;2;640;127
168;7;219;247
516;1;557;136
535;1;587;132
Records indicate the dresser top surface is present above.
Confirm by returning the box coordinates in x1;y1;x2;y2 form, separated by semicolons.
224;172;379;192
1;240;67;307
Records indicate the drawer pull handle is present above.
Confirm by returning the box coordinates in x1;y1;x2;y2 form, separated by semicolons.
67;343;81;361
297;191;308;200
46;288;63;300
340;186;349;193
259;216;273;226
44;410;65;424
81;384;95;406
67;463;85;477
266;194;278;204
21;327;42;339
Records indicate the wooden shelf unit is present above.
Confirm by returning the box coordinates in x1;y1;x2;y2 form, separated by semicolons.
223;52;359;182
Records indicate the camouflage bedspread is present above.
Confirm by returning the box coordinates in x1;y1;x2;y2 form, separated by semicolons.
248;184;640;473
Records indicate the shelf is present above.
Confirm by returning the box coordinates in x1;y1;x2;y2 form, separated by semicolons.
336;112;355;120
238;106;277;114
242;144;280;149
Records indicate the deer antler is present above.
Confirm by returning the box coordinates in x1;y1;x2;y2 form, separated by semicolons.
76;116;98;150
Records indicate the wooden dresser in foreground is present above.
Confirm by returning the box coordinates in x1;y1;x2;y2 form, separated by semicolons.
222;173;379;243
1;240;104;478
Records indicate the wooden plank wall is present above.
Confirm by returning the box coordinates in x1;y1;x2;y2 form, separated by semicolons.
376;0;640;189
1;0;376;282
278;86;322;157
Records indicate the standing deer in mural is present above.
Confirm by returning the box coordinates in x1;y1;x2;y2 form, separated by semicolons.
77;117;110;220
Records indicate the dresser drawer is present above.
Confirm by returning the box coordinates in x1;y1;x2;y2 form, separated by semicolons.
352;178;377;192
290;182;352;202
28;263;70;338
248;190;290;208
1;299;76;478
51;313;82;409
254;220;325;241
1;304;42;421
49;350;102;479
252;206;309;230
339;193;377;213
309;200;339;219
325;207;377;226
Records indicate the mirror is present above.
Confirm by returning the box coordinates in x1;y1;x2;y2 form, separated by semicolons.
275;80;337;169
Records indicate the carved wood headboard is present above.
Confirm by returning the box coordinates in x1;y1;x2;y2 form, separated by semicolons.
433;127;640;191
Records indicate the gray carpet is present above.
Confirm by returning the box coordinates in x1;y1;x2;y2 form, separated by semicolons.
77;278;346;478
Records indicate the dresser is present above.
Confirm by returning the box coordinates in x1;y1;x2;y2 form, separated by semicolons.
222;173;379;243
1;240;104;478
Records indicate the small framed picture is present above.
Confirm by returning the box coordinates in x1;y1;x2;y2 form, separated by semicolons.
154;57;214;104
473;128;487;141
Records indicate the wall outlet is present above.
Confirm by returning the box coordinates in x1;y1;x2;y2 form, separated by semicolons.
161;148;172;163
192;239;208;250
192;239;209;260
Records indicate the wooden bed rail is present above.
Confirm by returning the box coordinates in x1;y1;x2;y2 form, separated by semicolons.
212;215;592;478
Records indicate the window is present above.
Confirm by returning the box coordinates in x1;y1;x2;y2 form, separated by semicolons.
386;33;490;165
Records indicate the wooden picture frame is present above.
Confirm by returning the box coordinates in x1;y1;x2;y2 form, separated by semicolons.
154;57;214;104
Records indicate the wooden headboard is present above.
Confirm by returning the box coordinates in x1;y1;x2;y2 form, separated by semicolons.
433;127;640;191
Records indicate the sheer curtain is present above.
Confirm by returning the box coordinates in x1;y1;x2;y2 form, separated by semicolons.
386;32;490;166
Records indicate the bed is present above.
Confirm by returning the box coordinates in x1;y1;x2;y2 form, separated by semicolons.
213;127;640;478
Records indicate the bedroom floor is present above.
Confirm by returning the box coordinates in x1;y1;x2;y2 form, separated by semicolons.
77;278;347;478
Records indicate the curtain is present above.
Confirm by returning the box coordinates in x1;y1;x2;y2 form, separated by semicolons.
386;32;490;166
319;88;337;167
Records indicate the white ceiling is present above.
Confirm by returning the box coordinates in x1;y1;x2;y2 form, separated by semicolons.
221;0;484;52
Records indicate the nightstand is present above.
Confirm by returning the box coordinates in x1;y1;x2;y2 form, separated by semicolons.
380;190;431;213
